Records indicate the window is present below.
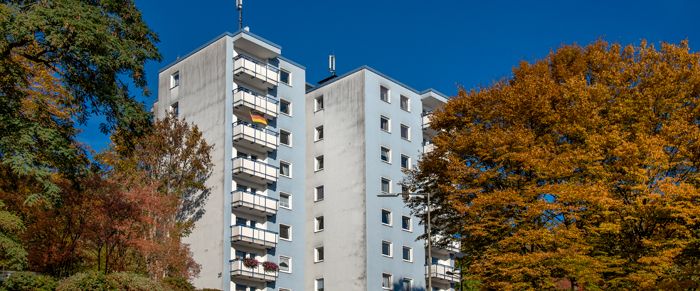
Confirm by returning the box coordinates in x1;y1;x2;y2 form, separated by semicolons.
314;186;324;201
402;246;413;262
380;86;390;102
280;130;291;146
315;126;324;141
382;273;392;290
380;146;391;163
400;124;410;140
280;99;291;115
400;154;410;169
380;116;390;132
280;69;291;85
315;278;324;291
280;224;291;240
315;155;324;171
381;177;391;193
280;289;291;291
279;256;291;273
280;161;291;177
280;192;291;209
169;102;179;118
401;216;412;231
382;241;392;257
400;95;410;111
170;71;180;88
314;95;324;111
314;247;324;262
381;209;392;225
314;216;324;232
401;278;412;291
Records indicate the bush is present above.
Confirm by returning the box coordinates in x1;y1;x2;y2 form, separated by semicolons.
161;276;194;291
2;272;57;291
107;272;164;291
56;271;163;291
56;272;110;291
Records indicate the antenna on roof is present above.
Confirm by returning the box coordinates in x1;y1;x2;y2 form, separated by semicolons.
328;54;336;76
236;0;243;30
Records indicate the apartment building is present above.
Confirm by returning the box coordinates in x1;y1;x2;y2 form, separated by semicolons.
155;30;458;291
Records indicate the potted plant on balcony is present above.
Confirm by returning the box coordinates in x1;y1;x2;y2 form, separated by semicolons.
242;258;259;268
262;261;278;273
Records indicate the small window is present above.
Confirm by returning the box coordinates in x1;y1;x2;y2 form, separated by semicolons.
280;130;291;146
400;124;410;140
381;177;391;193
280;161;291;177
315;247;324;262
315;155;324;171
315;95;324;112
315;186;324;202
279;256;291;273
401;216;412;231
382;273;392;290
280;192;291;209
381;209;392;225
280;69;291;85
280;99;291;115
380;86;390;102
380;147;391;163
382;241;392;257
400;154;410;169
315;216;324;232
170;71;180;88
400;95;410;111
402;246;413;262
315;278;324;291
315;126;324;141
380;116;390;132
169;102;179;118
280;224;291;240
401;278;412;291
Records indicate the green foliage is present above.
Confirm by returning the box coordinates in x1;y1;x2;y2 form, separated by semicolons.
0;200;26;270
56;271;163;291
106;272;165;291
1;271;57;291
161;276;195;291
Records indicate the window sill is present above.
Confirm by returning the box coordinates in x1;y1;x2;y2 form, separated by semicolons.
381;160;391;165
381;223;392;227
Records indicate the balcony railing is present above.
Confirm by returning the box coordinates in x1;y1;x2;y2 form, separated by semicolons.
422;113;432;130
230;259;278;282
232;190;278;217
233;87;278;119
233;121;278;152
233;54;279;87
426;264;460;283
423;142;435;153
231;225;278;249
232;157;278;184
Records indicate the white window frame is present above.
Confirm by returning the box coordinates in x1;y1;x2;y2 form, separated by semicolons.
170;71;180;88
381;208;392;226
380;85;390;103
400;154;411;169
380;146;391;163
382;273;392;290
381;240;393;257
401;215;412;232
315;155;324;171
169;102;179;117
315;278;324;291
279;224;292;241
402;246;413;262
314;216;324;232
380;116;391;132
401;278;413;291
400;95;410;112
279;98;292;116
279;256;292;273
400;124;410;140
381;177;392;194
280;68;292;86
314;247;324;262
314;185;324;202
280;161;292;178
279;129;292;147
314;95;324;112
279;192;292;210
315;125;324;141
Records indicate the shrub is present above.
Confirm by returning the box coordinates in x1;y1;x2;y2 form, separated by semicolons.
56;271;163;291
2;272;57;291
56;272;110;291
161;276;194;291
107;272;164;291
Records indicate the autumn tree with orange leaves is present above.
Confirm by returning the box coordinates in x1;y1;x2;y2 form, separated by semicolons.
407;40;700;290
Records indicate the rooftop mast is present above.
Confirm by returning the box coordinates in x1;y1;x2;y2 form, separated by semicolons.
236;0;243;30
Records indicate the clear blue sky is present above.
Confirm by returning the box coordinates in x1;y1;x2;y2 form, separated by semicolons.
78;0;700;151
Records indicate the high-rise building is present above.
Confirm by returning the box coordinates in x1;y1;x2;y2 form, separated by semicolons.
155;30;458;291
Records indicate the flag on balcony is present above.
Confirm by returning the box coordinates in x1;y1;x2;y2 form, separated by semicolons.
250;112;268;126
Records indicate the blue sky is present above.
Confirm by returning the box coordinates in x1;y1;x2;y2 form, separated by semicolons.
78;0;700;151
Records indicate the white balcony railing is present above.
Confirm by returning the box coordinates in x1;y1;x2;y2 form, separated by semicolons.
232;190;278;217
233;54;279;87
231;225;278;249
423;142;435;153
422;113;432;129
427;264;460;283
233;87;278;119
232;157;278;184
233;121;278;152
230;259;278;282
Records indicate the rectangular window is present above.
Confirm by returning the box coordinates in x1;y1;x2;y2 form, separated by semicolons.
382;241;392;257
401;278;412;291
382;273;392;290
380;147;391;163
402;246;413;262
315;155;324;171
314;216;324;232
280;192;291;209
280;99;291;115
400;124;410;140
380;116;390;132
315;95;324;111
400;154;410;169
280;130;291;146
315;278;324;291
381;177;391;193
315;125;324;141
381;209;392;225
400;95;410;111
279;256;291;273
315;247;324;262
280;161;291;177
380;86;390;102
170;71;180;88
401;216;412;231
315;186;324;202
280;69;291;85
169;102;179;118
280;224;291;240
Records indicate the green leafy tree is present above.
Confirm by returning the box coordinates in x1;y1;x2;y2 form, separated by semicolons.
0;200;27;270
1;271;57;291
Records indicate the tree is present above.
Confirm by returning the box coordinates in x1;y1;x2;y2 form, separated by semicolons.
0;200;27;270
407;40;700;289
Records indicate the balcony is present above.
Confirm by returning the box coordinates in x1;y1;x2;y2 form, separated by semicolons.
427;264;460;284
233;121;278;153
233;54;279;88
230;259;278;282
233;87;278;119
433;234;460;255
232;190;278;217
231;225;278;249
422;113;432;129
423;142;435;153
232;157;278;185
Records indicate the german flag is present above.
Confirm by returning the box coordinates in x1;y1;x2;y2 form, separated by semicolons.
250;112;268;126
